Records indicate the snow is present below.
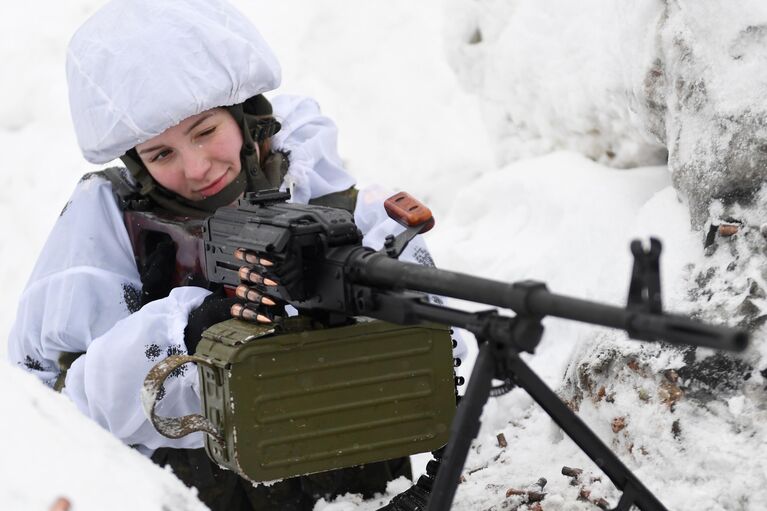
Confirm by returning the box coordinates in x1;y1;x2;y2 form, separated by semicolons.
0;360;208;511
443;0;669;170
1;0;763;510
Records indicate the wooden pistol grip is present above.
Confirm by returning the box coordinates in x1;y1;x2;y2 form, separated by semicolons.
384;192;435;233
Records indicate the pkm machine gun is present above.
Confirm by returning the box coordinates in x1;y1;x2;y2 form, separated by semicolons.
143;190;747;511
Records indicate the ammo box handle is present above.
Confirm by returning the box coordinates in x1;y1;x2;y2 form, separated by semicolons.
141;354;224;445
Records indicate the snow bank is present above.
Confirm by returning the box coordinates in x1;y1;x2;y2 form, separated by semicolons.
445;0;767;228
0;358;207;511
422;2;767;509
443;0;668;170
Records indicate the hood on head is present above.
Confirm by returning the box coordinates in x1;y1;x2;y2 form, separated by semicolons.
66;0;282;164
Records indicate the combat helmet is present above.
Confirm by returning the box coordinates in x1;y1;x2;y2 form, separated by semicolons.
66;0;283;216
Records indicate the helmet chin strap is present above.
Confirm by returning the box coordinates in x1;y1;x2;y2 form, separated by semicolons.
226;102;276;193
187;169;249;211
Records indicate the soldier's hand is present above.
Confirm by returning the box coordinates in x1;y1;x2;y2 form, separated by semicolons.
139;239;176;306
184;289;240;354
232;248;284;324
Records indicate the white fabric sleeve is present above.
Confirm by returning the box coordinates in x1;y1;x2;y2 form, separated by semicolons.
270;94;356;204
64;286;209;452
353;184;470;362
7;175;208;452
8;175;141;384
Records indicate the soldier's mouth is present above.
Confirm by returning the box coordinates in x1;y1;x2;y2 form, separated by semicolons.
197;172;229;198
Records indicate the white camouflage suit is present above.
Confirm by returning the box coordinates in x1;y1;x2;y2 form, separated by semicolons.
8;0;465;457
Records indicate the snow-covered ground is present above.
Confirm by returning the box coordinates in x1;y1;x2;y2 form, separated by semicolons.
2;1;763;510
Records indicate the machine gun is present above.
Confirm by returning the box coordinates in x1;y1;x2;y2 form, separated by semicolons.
142;189;747;511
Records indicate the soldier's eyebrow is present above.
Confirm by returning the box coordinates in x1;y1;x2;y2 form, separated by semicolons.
138;144;164;155
183;112;216;135
138;113;217;155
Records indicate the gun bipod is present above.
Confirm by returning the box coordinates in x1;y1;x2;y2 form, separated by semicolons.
425;309;668;511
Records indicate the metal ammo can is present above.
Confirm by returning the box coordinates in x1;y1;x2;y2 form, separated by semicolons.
146;317;457;483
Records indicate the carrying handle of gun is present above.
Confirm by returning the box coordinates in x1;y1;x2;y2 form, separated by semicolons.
384;192;435;234
141;354;224;446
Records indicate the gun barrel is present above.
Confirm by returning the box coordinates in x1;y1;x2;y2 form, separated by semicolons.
353;252;747;352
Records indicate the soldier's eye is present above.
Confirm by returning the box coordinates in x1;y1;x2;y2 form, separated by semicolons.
151;149;173;162
197;127;216;138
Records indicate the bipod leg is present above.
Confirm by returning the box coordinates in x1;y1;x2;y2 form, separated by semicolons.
505;353;668;511
611;483;638;511
377;447;445;511
428;340;495;510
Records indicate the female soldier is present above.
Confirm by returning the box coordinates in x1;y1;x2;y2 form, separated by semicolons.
8;0;463;509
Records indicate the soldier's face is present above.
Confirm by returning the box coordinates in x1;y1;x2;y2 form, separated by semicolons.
136;108;245;201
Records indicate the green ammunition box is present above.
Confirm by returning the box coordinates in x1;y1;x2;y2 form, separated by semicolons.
195;318;456;483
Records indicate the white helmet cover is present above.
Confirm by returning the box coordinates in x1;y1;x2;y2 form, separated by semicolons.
66;0;282;164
